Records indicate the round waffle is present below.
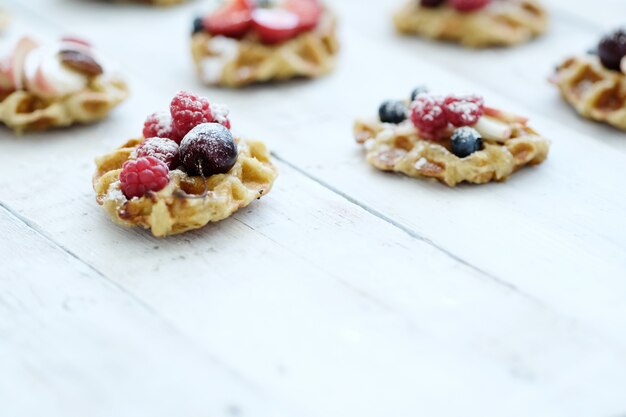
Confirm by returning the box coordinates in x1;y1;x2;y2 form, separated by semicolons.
94;137;278;237
394;0;547;48
355;113;550;187
191;9;339;87
0;76;128;133
551;55;626;131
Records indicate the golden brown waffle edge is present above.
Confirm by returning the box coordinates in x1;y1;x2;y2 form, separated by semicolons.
93;137;278;237
354;116;550;186
393;0;548;47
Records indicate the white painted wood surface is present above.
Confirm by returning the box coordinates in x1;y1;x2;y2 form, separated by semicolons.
1;1;625;416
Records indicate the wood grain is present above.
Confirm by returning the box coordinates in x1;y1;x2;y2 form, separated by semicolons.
1;1;626;416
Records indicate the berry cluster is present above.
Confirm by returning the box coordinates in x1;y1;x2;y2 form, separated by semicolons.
121;91;239;200
421;0;491;12
197;0;323;45
597;29;626;73
377;87;486;158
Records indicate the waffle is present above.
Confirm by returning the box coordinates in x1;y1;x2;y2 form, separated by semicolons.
191;10;339;87
354;113;550;186
551;55;626;131
0;75;129;133
394;0;547;47
94;137;278;237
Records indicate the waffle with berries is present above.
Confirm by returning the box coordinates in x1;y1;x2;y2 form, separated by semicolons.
0;36;128;133
93;91;278;237
191;0;339;87
551;30;626;131
355;89;550;186
394;0;547;48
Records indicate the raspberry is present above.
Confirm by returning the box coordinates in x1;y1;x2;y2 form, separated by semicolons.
443;94;485;127
135;137;180;169
170;91;213;138
449;0;491;12
120;156;170;199
143;111;183;143
410;93;448;134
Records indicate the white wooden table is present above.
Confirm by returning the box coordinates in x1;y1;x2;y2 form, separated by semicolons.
1;1;625;416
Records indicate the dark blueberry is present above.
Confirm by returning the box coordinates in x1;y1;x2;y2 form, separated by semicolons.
410;85;429;101
256;0;275;7
421;0;445;7
179;123;238;176
598;29;626;71
451;127;483;158
192;16;204;35
379;100;408;124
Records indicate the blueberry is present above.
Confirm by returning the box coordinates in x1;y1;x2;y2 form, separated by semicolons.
179;123;238;177
410;85;429;101
192;16;204;35
451;127;483;158
379;100;408;124
256;0;275;7
598;29;626;71
421;0;445;7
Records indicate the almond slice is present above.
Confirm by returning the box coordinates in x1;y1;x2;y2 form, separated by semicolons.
59;49;103;76
474;116;513;142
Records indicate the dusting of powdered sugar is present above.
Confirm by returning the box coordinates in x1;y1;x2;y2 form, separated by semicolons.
446;96;483;125
106;181;126;203
411;93;445;122
136;137;178;161
211;103;230;125
414;157;428;170
150;112;174;138
200;36;240;84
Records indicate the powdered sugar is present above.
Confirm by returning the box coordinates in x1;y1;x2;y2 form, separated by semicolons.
106;181;127;203
200;36;239;84
414;157;428;170
148;112;174;138
211;103;230;125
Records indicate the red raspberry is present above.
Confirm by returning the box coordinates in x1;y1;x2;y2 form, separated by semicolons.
443;94;485;127
170;91;213;138
410;94;448;134
449;0;491;12
142;111;183;143
136;137;180;169
120;156;170;199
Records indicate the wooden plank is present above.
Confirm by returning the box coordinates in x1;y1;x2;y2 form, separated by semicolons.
0;206;292;417
2;2;626;416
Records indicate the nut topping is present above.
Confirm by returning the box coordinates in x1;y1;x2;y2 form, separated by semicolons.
59;49;103;76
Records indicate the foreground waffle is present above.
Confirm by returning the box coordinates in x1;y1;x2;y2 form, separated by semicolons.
0;36;128;133
355;87;550;186
94;91;278;237
191;0;339;87
551;29;626;131
394;0;547;48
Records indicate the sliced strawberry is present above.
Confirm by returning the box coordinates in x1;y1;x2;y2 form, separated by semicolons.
61;36;92;48
203;0;254;38
251;8;300;44
284;0;322;32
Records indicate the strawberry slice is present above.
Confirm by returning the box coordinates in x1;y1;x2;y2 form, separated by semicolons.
61;36;92;48
284;0;322;32
251;8;300;44
203;0;254;38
